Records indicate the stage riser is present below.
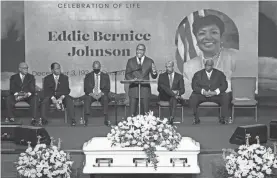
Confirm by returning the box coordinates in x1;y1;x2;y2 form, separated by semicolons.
1;125;51;147
270;120;277;140
1;106;261;121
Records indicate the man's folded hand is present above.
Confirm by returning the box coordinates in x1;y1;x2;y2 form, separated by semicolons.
51;97;57;104
206;90;216;97
172;90;179;96
90;92;101;100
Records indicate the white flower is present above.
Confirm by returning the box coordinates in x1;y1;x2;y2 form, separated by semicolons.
265;168;272;175
150;142;155;147
144;144;149;149
18;160;23;165
164;129;169;134
134;122;141;128
131;140;137;145
161;141;166;146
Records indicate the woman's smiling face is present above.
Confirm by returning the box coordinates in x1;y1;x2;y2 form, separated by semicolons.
196;24;221;55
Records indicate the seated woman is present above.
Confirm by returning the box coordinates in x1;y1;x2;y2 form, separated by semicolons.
183;14;238;122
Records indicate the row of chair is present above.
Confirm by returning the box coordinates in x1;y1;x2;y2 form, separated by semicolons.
85;76;258;123
2;77;258;123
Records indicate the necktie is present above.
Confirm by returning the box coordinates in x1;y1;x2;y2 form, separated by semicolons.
95;74;99;93
138;58;143;74
54;76;59;90
207;72;211;80
169;74;173;89
21;75;25;83
138;58;142;66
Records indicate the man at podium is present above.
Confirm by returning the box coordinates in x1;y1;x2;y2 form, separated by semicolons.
125;44;158;116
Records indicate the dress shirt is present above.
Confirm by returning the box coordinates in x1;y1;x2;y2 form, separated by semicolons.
201;70;220;95
93;72;102;93
136;56;145;65
168;72;175;81
168;72;175;87
14;73;31;97
51;74;65;100
53;74;59;81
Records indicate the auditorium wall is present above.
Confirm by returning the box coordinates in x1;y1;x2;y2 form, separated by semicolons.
2;1;260;99
258;1;277;97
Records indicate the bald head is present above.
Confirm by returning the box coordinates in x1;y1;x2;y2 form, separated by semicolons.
204;59;214;72
19;62;28;75
165;61;174;74
93;61;101;74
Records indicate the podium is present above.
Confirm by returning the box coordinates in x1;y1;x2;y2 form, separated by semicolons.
121;80;156;115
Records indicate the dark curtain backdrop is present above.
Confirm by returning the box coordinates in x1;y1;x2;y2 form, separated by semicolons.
1;1;25;73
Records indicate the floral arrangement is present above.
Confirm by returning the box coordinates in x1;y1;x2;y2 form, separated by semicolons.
15;137;74;178
107;111;182;170
223;134;277;178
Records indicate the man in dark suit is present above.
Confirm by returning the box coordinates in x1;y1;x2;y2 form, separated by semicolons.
83;61;111;126
41;62;75;126
190;59;231;125
125;44;158;116
6;62;39;124
158;61;185;124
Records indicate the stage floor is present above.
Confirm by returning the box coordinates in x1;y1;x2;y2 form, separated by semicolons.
1;106;277;178
1;106;277;151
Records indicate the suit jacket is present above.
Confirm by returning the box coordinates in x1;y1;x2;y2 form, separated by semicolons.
191;68;228;94
9;73;36;95
125;56;158;98
158;72;185;101
43;73;70;98
84;71;110;95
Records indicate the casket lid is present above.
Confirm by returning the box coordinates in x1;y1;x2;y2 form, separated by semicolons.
83;137;200;152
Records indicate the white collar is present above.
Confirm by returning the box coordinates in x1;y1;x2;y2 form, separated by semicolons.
53;74;60;78
136;56;145;64
205;70;213;74
168;71;175;76
19;73;25;78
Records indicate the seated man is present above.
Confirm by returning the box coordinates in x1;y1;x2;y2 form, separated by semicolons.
83;61;111;127
41;62;76;126
189;59;231;125
158;61;185;124
6;62;39;125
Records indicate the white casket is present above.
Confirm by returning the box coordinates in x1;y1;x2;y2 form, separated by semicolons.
83;137;200;174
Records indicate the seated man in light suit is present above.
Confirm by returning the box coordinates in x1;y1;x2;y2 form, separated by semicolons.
6;62;39;125
158;61;185;124
189;59;231;125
